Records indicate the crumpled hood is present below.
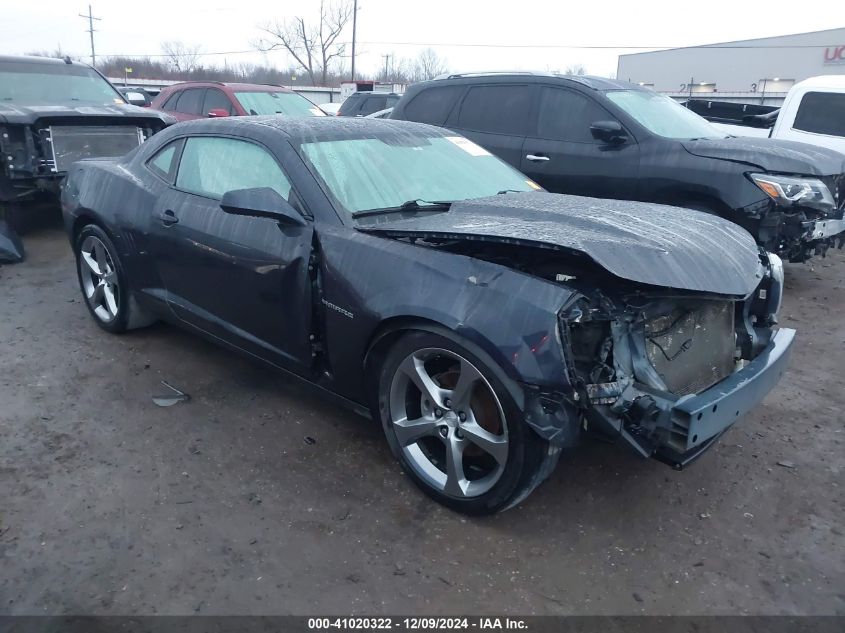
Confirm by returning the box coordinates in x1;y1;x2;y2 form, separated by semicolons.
683;137;845;176
358;192;763;296
0;103;168;126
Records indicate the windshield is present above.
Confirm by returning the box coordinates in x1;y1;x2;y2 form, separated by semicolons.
234;91;325;117
299;133;536;215
606;90;726;139
0;61;124;105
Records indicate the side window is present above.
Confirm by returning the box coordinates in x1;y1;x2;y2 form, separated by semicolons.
458;85;533;135
203;89;233;115
176;88;205;115
536;87;613;142
175;137;292;200
793;91;845;137
339;94;362;115
360;95;387;115
162;91;180;112
146;141;181;182
403;85;463;125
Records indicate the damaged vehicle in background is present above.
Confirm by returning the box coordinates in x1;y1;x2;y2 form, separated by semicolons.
61;118;795;514
0;55;171;262
149;82;326;122
390;73;845;262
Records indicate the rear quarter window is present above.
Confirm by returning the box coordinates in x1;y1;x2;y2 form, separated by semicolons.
146;141;181;182
401;85;464;125
793;91;845;137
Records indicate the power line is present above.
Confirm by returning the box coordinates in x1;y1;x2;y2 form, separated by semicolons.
91;41;845;59
78;4;101;67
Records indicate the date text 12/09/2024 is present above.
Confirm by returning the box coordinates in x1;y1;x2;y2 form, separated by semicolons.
308;618;528;630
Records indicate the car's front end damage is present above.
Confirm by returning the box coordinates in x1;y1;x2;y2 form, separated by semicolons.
736;172;845;263
359;191;795;468
557;252;794;466
0;107;166;204
681;138;845;263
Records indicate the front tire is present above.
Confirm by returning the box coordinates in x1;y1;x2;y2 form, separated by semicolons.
377;330;557;515
74;224;153;333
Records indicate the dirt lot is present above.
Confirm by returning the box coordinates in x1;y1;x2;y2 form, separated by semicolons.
1;225;843;616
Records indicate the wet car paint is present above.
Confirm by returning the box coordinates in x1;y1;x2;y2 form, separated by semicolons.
60;116;792;461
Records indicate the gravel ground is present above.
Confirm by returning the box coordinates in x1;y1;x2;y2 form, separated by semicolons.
1;225;843;616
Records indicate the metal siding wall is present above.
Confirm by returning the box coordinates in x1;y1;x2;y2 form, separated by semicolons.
617;29;845;93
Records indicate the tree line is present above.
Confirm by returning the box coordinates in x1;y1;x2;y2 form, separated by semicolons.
29;0;588;88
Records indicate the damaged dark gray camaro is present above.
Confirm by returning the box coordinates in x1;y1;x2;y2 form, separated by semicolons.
61;117;795;514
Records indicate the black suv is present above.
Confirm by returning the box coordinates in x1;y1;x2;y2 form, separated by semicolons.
338;92;401;117
391;73;845;261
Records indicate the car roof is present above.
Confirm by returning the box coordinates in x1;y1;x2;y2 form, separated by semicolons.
166;81;293;93
791;75;845;92
0;54;87;67
428;72;640;91
168;116;444;142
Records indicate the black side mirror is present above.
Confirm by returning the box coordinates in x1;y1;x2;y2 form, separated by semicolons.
590;120;628;144
220;187;306;225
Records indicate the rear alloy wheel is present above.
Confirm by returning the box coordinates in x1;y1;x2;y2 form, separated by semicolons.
78;233;121;325
378;330;556;514
74;224;153;333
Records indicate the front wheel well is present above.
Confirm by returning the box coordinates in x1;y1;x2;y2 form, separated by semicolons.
362;317;525;415
362;317;446;409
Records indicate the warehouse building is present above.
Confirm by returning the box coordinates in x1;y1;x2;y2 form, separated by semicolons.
617;27;845;105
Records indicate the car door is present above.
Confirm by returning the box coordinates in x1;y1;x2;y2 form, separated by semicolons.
520;86;640;199
451;83;535;168
148;134;315;370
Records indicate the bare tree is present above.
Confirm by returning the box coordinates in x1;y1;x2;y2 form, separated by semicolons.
563;63;587;76
411;48;448;82
26;47;81;62
257;0;352;86
161;41;202;74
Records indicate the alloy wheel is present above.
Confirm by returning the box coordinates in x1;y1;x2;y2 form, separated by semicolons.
78;235;120;323
388;347;509;499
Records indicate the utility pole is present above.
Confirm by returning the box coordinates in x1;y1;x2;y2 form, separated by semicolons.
350;0;358;81
382;54;390;82
78;4;101;67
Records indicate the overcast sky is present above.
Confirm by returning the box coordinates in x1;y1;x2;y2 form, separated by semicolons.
1;0;842;81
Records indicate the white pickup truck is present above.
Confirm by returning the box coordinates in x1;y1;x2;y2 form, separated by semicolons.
707;76;845;153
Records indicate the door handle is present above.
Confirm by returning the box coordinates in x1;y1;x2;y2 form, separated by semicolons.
525;154;550;162
159;209;179;226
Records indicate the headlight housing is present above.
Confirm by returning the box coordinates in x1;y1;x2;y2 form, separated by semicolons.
750;173;835;212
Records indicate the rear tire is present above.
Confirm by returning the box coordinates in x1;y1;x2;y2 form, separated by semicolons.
377;329;558;515
74;224;154;333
